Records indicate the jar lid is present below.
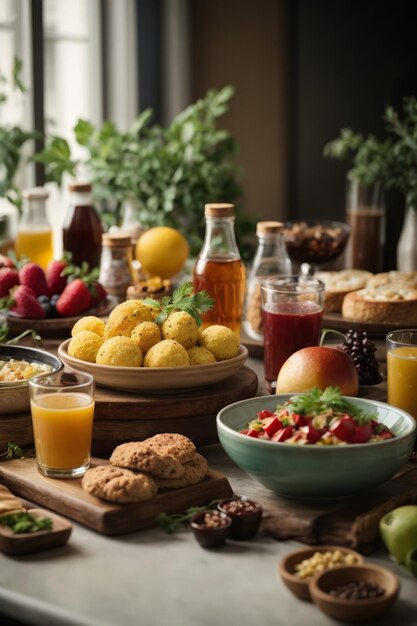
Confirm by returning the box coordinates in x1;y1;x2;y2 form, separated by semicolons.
22;186;49;200
205;203;235;217
68;182;92;192
256;221;284;235
102;233;132;248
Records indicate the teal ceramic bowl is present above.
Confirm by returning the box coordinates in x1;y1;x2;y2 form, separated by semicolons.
217;394;416;500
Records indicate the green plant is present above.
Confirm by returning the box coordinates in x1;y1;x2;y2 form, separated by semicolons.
35;86;254;256
323;96;417;206
0;58;37;211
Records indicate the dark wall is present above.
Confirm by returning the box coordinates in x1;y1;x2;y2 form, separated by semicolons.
288;0;417;268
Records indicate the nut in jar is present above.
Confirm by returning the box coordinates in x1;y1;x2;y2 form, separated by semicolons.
99;233;134;300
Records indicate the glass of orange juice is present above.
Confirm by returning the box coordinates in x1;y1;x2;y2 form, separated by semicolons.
387;330;417;444
29;371;95;478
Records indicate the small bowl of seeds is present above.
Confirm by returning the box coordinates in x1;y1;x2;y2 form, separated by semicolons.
309;563;399;621
190;511;232;548
217;496;262;540
278;546;363;601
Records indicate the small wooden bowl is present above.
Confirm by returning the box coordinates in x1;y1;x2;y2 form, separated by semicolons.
309;564;399;621
190;511;232;548
278;546;364;601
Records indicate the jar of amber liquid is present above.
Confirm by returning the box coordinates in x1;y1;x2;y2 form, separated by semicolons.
193;203;246;337
15;187;53;269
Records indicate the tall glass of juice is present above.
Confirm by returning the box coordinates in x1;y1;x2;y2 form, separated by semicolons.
387;329;417;448
29;371;95;478
261;276;325;393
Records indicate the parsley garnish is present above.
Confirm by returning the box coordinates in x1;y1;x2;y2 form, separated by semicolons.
286;387;377;424
0;442;25;460
0;511;52;534
144;282;215;326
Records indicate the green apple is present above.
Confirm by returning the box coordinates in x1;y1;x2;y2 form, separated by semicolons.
380;505;417;564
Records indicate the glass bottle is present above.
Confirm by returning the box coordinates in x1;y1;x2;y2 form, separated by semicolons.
15;187;53;269
63;182;103;269
193;203;246;337
99;233;134;301
244;221;292;341
397;199;417;271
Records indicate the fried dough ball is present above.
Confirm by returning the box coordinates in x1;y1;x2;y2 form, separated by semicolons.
161;311;198;349
103;300;156;340
71;316;105;337
187;346;217;366
68;330;103;363
96;336;143;367
130;321;161;355
143;339;190;368
198;325;240;361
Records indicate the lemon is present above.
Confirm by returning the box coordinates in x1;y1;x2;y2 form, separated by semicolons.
135;227;189;279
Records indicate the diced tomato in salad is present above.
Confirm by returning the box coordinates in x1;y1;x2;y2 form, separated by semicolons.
240;388;396;446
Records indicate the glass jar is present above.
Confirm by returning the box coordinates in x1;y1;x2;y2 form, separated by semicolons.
63;182;103;269
193;203;246;337
99;233;134;301
397;200;417;271
244;221;292;341
345;179;385;273
15;187;53;269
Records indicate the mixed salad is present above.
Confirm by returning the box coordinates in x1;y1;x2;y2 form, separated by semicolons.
241;387;395;445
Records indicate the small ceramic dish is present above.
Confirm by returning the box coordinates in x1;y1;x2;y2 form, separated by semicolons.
217;496;262;540
278;546;364;601
309;563;400;621
190;510;232;548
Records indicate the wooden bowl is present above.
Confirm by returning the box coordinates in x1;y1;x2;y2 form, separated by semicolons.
58;340;248;393
309;564;400;621
278;546;364;601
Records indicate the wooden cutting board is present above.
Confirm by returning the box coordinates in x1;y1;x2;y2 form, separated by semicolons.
1;366;258;454
0;458;233;536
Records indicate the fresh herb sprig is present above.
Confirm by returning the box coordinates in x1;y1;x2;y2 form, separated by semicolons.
282;387;377;425
0;442;25;460
0;511;52;534
156;500;219;534
144;282;214;326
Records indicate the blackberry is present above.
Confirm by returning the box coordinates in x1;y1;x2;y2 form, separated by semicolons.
341;329;383;385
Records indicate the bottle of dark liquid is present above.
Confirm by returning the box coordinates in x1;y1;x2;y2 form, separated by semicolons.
193;203;246;337
63;182;103;269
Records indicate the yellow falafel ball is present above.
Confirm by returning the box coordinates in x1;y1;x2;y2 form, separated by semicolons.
161;311;198;349
198;325;240;361
71;316;105;337
96;336;143;367
130;321;161;355
143;339;190;368
187;346;217;366
68;330;103;363
103;300;156;340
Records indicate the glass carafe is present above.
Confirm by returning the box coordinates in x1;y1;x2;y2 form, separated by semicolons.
15;187;53;269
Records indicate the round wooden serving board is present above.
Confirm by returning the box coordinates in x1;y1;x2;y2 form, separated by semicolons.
1;366;258;454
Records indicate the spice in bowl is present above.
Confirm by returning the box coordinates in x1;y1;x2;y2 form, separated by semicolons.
190;511;231;548
218;497;263;540
295;549;361;580
328;580;385;600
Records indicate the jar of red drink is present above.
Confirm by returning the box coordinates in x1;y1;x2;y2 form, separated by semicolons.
261;275;325;393
63;182;103;269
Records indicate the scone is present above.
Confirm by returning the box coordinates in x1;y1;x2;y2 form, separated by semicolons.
145;433;196;464
155;453;208;489
315;270;373;312
366;271;417;290
81;465;157;503
342;285;417;324
110;441;185;479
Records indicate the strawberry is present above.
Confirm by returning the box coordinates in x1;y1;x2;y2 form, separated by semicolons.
0;254;16;269
0;268;19;298
89;281;107;307
46;258;68;295
19;263;50;297
10;285;46;319
55;279;91;317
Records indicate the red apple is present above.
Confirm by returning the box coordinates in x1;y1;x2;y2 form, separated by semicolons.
276;346;359;396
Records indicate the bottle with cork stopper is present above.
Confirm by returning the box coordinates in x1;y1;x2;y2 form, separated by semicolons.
243;221;292;341
63;182;103;269
193;203;246;337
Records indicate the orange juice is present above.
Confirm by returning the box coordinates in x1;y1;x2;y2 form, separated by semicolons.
15;227;53;269
31;393;94;469
387;346;417;419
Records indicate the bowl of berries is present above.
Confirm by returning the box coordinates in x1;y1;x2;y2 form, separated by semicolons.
0;256;113;338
